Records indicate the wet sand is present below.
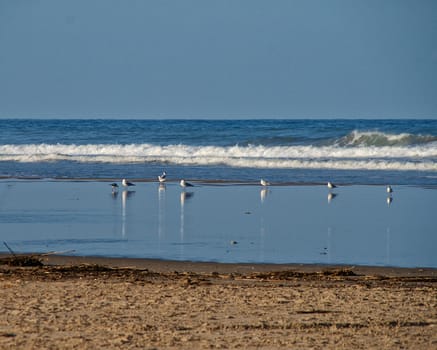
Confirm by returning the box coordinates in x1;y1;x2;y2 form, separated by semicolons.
1;255;436;349
2;180;437;267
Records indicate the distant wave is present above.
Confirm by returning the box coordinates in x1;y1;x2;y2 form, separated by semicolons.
334;130;437;147
0;143;436;171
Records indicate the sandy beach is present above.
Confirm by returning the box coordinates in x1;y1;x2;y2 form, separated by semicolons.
0;255;436;349
2;6;437;348
1;181;436;348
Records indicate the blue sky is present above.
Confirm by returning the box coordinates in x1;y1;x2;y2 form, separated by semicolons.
0;0;436;119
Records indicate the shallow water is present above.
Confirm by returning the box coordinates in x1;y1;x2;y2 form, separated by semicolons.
0;180;436;268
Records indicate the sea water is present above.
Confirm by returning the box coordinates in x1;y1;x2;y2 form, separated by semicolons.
0;180;436;268
0;119;436;267
1;119;436;184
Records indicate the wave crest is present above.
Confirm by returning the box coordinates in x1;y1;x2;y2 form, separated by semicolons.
335;130;437;147
0;143;436;172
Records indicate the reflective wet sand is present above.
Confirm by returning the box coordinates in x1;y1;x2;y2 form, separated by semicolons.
1;180;436;268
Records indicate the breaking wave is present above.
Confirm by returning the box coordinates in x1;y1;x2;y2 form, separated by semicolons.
1;143;436;172
334;130;437;147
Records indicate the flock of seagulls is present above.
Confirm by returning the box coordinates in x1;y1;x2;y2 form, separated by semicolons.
111;174;394;205
330;182;393;206
261;179;394;205
326;182;393;206
110;178;135;192
110;172;195;193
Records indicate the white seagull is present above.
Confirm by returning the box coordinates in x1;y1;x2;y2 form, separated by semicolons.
327;182;337;189
122;179;135;187
158;171;167;183
180;179;194;188
386;185;393;193
260;179;270;186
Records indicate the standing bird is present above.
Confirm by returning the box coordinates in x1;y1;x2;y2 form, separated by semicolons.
327;182;337;189
180;179;194;188
110;183;119;193
386;185;393;194
122;179;135;187
260;179;270;186
158;171;167;183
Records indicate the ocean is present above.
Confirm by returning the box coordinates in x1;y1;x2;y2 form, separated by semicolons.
1;119;436;185
1;119;436;267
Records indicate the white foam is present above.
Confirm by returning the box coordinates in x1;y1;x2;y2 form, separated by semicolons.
0;143;436;171
336;130;437;146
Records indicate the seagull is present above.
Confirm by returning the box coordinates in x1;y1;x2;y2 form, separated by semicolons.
327;182;337;189
387;185;393;193
110;183;119;196
122;179;135;187
260;179;270;186
158;171;167;183
180;179;194;188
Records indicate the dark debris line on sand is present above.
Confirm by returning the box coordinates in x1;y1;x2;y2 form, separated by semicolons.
1;242;77;267
1;260;436;286
1;242;43;267
1;245;436;283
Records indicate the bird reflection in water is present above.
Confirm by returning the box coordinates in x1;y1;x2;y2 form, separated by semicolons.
180;191;194;259
260;188;270;203
387;196;393;206
121;189;135;238
158;183;166;240
180;191;194;205
327;192;338;204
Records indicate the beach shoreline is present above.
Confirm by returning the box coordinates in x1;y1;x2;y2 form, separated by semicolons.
2;253;437;276
34;254;437;277
1;178;436;348
2;177;437;188
1;255;436;349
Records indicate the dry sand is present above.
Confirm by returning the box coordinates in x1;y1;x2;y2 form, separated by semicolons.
0;255;436;349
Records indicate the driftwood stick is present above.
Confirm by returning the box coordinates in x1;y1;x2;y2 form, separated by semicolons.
3;242;16;258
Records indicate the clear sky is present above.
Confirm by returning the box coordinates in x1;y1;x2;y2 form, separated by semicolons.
0;0;436;119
